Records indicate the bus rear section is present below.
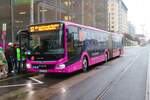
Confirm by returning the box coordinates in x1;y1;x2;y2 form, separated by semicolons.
107;33;124;59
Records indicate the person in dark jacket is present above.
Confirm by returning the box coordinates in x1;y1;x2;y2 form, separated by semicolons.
5;43;17;74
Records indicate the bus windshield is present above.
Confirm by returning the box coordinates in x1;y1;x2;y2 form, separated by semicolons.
30;29;64;54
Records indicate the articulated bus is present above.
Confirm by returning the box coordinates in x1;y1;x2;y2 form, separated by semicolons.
20;21;123;74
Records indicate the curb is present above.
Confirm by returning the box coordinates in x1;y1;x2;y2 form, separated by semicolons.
124;46;139;48
146;53;150;100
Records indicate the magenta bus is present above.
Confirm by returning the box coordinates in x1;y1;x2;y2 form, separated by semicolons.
23;21;123;74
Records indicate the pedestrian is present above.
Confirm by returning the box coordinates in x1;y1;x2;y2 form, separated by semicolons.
16;46;21;73
13;43;19;73
5;42;17;75
21;47;26;71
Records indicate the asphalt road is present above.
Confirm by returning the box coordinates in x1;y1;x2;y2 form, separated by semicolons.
0;45;149;100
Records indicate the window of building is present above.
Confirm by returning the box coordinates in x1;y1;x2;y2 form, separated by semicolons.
111;17;114;20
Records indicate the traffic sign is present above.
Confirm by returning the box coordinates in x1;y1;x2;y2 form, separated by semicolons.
2;23;6;32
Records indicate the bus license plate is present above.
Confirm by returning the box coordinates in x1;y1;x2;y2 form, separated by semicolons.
39;70;47;73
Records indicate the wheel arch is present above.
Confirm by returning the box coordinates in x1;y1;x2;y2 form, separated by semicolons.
104;49;110;60
81;52;90;66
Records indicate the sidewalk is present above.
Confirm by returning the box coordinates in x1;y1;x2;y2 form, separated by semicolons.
145;53;150;100
124;45;139;49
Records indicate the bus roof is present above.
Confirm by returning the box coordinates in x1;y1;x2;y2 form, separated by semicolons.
64;21;110;33
64;21;123;37
29;21;108;33
29;21;123;37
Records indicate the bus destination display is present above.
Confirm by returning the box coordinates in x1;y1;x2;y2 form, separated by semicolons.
29;23;60;32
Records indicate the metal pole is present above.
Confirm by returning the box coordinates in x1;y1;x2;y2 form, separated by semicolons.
11;0;14;43
93;0;96;27
82;0;84;25
108;12;110;31
60;0;62;20
2;23;7;51
41;4;45;23
104;0;109;31
105;0;107;30
3;39;5;52
68;0;71;21
56;0;58;20
30;0;34;24
37;3;40;23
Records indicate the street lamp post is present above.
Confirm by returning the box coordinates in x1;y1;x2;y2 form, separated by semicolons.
59;0;62;20
30;0;34;24
93;0;96;27
11;0;14;43
82;0;84;25
108;12;111;31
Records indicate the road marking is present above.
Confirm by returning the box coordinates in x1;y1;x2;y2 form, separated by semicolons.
0;72;37;82
96;53;140;100
145;53;150;100
31;74;44;79
0;83;42;88
0;77;44;88
29;77;44;84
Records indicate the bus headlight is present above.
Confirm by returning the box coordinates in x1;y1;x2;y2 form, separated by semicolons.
25;51;31;55
26;63;31;69
56;64;66;69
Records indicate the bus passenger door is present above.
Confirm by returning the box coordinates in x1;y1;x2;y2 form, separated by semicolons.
67;26;81;63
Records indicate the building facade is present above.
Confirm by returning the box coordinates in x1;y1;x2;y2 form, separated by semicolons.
0;0;108;43
108;0;119;32
107;0;128;33
118;0;128;33
0;0;11;43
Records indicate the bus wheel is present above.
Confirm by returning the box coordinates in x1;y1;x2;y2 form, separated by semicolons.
82;57;88;72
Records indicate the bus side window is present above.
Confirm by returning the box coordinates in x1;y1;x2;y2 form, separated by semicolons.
66;29;71;42
67;26;79;44
67;26;80;53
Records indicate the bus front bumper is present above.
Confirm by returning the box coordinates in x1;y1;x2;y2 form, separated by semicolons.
27;68;72;74
27;60;82;74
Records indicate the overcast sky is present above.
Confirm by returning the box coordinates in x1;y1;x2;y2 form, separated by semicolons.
123;0;150;38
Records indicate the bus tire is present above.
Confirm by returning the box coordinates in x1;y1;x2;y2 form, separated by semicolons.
82;57;88;72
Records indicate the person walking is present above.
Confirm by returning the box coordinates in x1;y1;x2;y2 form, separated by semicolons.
13;43;19;73
5;43;17;75
16;46;21;73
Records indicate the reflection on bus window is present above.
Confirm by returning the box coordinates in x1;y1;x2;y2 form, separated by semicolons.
30;30;64;54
